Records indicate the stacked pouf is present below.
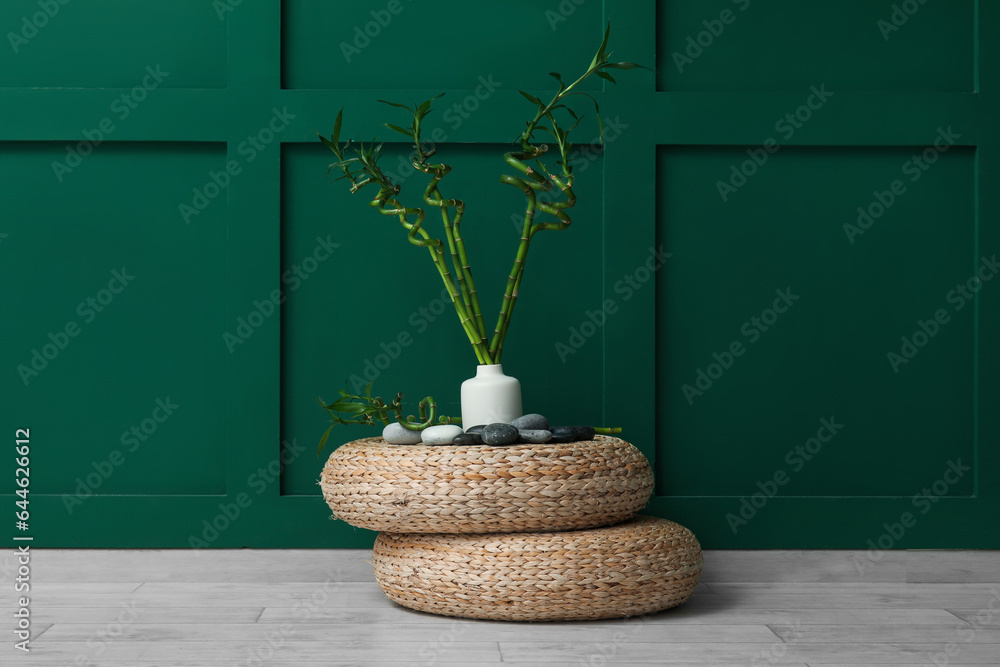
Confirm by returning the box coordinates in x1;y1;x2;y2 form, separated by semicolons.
320;435;702;621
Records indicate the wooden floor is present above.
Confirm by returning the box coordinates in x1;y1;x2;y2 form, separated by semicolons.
3;549;999;666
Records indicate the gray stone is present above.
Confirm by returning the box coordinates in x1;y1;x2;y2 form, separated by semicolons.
482;423;518;446
465;425;487;435
452;433;483;446
510;413;549;431
518;429;552;444
549;426;576;443
420;424;464;445
382;422;423;445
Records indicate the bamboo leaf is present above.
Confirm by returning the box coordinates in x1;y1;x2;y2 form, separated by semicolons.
377;99;412;111
384;123;412;138
519;90;545;107
589;23;612;69
416;93;444;118
317;424;334;454
596;71;617;84
333;108;343;145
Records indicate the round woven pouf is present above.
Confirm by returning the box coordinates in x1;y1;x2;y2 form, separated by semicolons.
372;515;702;621
320;436;653;534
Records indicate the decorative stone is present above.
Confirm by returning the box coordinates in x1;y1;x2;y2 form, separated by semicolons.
421;424;464;445
510;413;549;431
570;425;596;441
465;425;487;435
382;422;423;445
452;433;483;446
517;429;552;444
482;423;518;446
549;426;576;443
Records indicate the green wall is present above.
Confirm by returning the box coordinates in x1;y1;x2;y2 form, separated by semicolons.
2;0;997;548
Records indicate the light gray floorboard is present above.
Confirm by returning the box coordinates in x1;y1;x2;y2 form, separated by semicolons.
36;621;781;643
257;605;966;625
498;641;1000;663
6;549;1000;665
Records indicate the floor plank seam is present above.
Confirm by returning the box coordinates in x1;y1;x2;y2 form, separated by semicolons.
943;608;974;625
763;624;786;642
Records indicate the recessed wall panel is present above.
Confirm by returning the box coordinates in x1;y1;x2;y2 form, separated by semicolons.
655;144;976;497
282;0;605;90
657;0;974;92
0;1;227;88
0;142;229;495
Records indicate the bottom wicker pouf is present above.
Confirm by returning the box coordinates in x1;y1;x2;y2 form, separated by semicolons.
372;515;702;621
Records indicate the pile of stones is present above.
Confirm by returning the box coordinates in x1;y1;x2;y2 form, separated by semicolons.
381;413;597;446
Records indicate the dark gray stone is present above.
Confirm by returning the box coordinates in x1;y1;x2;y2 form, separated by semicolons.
510;413;549;431
570;425;596;441
465;425;487;435
518;429;552;444
549;426;576;443
482;423;519;446
452;433;483;446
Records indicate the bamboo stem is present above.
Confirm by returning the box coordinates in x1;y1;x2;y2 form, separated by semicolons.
374;191;491;364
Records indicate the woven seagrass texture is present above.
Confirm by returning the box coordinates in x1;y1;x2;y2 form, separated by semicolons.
372;515;703;621
320;436;654;534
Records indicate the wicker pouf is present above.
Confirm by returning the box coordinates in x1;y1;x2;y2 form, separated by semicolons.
372;515;702;621
320;436;653;534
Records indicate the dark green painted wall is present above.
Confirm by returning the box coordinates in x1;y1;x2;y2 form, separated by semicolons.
2;0;996;548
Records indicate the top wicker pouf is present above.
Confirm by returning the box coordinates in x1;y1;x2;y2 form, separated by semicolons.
320;435;654;534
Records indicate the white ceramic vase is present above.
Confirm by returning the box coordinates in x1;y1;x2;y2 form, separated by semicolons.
460;364;522;430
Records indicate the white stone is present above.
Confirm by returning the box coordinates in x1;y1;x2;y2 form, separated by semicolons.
420;424;464;445
382;422;422;445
